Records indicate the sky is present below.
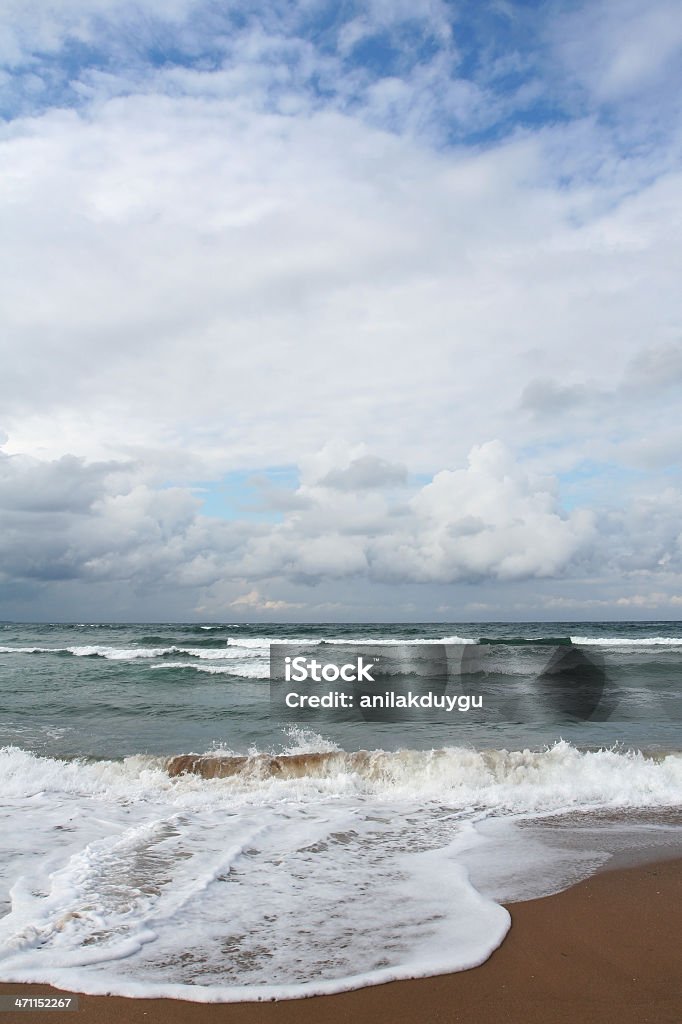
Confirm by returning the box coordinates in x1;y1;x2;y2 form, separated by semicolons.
0;0;681;622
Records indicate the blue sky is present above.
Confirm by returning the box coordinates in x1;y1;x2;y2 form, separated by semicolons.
0;0;681;620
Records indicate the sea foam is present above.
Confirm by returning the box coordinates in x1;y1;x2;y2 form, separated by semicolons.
0;741;679;1001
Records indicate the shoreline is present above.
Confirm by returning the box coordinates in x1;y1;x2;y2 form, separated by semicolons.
1;857;680;1023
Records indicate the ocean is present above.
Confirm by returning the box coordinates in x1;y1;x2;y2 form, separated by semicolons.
0;621;680;1001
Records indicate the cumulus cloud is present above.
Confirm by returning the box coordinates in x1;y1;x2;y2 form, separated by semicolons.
377;442;595;582
320;455;407;491
0;441;594;591
228;589;303;611
0;0;680;618
1;437;682;618
0;450;236;589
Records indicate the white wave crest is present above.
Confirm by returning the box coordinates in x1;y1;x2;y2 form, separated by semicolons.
0;742;679;1002
150;661;267;678
571;636;682;646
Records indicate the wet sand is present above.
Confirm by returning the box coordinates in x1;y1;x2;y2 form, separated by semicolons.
1;857;680;1024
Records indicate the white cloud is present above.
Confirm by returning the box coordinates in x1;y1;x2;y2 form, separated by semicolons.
379;442;595;582
1;81;679;483
228;588;302;611
2;436;682;619
0;442;597;594
1;1;680;618
0;0;205;66
554;0;682;102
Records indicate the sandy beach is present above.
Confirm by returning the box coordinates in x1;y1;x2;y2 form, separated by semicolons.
1;856;679;1024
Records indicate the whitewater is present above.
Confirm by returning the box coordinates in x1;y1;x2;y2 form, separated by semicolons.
0;621;680;1000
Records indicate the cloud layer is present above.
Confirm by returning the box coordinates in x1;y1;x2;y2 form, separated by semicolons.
2;440;682;620
1;0;681;619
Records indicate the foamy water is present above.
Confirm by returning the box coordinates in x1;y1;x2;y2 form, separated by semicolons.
1;621;681;999
0;739;680;1000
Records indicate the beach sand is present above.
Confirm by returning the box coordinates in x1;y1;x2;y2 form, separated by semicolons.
1;857;680;1024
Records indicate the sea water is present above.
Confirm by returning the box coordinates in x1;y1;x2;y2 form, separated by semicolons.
0;621;680;1000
